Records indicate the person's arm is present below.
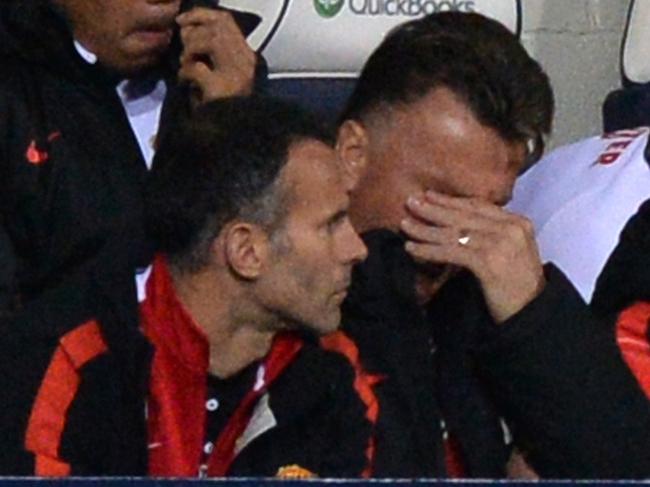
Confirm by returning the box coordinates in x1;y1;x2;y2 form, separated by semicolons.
474;266;650;478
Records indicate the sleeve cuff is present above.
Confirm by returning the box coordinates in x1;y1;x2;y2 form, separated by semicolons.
474;264;587;358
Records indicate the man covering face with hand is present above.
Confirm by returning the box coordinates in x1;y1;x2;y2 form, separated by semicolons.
322;11;650;479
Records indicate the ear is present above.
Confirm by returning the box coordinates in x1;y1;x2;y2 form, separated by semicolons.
220;222;269;280
336;120;369;191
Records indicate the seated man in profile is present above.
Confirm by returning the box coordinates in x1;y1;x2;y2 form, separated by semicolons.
0;96;369;477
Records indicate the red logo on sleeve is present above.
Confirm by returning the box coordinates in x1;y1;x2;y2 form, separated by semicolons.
25;131;61;166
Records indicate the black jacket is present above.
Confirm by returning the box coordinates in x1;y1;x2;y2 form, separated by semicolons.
592;198;650;316
340;230;650;479
476;199;650;479
336;231;506;478
0;0;266;309
0;257;369;476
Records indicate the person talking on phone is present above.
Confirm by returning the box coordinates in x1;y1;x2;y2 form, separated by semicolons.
0;0;264;311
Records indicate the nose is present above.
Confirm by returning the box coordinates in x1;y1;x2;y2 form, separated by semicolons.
340;218;368;264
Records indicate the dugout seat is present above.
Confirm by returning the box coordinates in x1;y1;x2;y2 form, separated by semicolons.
222;0;521;122
603;0;650;131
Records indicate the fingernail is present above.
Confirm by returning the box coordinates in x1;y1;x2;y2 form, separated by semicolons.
405;242;414;251
400;218;410;227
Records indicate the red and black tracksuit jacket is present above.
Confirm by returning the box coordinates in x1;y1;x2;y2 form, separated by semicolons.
0;256;370;476
323;230;650;479
593;200;650;400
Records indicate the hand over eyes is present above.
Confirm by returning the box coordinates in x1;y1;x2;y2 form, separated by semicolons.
400;190;545;323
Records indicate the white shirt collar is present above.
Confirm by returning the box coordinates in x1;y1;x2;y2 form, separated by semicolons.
72;39;165;169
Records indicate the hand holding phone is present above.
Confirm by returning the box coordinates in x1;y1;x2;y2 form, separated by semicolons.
176;0;260;101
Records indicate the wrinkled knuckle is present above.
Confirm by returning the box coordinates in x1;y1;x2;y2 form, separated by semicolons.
518;214;534;231
505;221;526;242
415;229;430;243
519;217;535;235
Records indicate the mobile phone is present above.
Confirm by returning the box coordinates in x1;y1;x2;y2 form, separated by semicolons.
180;0;262;38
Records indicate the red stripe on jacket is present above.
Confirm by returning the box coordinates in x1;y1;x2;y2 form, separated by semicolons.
142;255;304;477
322;330;467;477
321;331;384;477
616;301;650;398
207;334;303;476
25;320;108;476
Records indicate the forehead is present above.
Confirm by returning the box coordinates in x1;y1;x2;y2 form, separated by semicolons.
372;88;524;172
367;87;526;199
281;140;346;215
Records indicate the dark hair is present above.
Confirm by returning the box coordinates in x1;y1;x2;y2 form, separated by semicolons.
342;12;554;161
146;96;335;273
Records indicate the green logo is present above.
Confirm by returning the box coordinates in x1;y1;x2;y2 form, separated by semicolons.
314;0;344;18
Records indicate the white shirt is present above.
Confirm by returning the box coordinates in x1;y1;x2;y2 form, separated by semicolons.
74;41;166;169
508;127;650;301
